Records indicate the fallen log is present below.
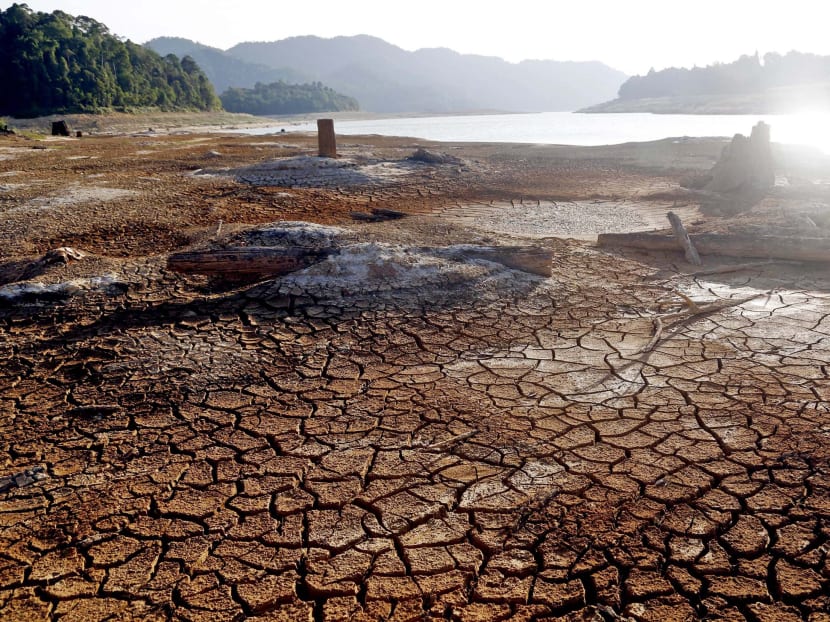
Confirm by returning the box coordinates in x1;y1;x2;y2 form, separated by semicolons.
597;232;830;263
167;247;332;277
444;245;553;277
685;260;782;277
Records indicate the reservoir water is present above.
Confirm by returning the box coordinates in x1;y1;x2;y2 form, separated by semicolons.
241;111;830;153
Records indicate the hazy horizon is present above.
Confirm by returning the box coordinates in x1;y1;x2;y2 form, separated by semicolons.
5;0;830;76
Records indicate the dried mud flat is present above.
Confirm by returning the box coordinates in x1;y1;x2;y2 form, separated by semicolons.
2;127;830;622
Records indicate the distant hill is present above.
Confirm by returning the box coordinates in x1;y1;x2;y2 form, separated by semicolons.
221;81;359;115
145;37;307;93
226;35;627;113
583;52;830;114
153;35;625;114
0;6;220;118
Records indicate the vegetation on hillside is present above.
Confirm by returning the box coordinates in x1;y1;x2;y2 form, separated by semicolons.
618;52;830;100
220;81;359;115
0;4;221;117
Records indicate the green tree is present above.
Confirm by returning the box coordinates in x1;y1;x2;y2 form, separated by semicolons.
220;80;359;115
0;4;222;117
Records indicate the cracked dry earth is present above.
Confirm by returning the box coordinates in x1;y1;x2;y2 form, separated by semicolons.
2;131;830;622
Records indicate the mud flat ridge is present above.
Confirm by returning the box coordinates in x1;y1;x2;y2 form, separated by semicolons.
1;129;830;621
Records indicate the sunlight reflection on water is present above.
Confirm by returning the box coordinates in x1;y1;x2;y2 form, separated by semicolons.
243;111;830;153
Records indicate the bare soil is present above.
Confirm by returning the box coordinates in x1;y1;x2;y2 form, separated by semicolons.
1;123;830;621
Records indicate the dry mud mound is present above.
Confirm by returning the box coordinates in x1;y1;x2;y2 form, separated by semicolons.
215;222;551;308
227;221;353;250
222;155;432;189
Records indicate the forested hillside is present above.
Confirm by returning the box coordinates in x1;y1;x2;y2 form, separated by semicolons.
220;81;358;115
0;4;221;117
617;52;830;100
585;52;830;113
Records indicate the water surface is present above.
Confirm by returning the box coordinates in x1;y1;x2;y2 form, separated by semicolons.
241;111;830;153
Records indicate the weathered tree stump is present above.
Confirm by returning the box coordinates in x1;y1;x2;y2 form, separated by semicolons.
705;121;774;194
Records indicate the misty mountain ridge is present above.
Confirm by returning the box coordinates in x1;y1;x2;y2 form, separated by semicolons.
147;34;627;113
146;37;308;93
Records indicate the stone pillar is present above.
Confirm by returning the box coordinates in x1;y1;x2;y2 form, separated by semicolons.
317;119;336;158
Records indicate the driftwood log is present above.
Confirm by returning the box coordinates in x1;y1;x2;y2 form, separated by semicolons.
637;291;770;354
167;247;332;277
444;246;553;277
597;233;830;263
167;245;553;278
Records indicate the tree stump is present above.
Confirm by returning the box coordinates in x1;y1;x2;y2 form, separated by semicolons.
51;120;70;136
705;121;774;194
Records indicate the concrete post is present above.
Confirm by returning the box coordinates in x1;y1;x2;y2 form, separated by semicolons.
317;118;336;158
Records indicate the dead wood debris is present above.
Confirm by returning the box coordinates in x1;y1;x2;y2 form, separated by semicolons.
637;291;770;353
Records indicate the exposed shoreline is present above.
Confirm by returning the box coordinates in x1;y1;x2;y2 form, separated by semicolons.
4;109;521;137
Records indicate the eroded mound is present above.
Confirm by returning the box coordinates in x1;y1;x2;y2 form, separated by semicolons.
227;155;417;188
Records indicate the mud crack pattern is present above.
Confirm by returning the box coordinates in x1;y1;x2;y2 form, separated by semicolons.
2;243;829;622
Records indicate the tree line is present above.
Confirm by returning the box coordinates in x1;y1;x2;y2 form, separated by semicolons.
220;81;359;115
618;52;830;100
0;4;221;117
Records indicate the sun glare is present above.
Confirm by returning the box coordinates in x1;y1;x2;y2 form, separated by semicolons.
774;112;830;154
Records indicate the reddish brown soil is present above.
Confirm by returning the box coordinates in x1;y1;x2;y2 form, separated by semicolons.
1;129;829;621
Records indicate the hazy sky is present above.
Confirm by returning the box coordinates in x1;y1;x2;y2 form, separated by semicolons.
5;0;828;75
